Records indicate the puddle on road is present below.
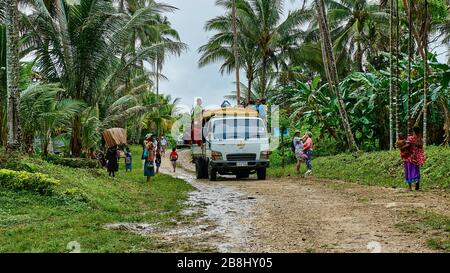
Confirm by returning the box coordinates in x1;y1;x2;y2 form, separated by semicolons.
161;169;256;252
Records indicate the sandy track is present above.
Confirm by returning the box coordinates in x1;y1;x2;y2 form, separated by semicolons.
164;149;449;253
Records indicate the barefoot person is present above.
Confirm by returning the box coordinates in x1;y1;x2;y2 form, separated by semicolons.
169;148;179;172
142;137;155;182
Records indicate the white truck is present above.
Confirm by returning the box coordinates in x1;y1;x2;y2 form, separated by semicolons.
190;107;270;181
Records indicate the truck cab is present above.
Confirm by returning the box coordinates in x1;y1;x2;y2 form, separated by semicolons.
191;107;270;181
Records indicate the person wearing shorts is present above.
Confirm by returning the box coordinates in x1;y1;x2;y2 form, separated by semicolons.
169;148;178;172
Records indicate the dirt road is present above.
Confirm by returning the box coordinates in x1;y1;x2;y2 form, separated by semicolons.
160;150;449;253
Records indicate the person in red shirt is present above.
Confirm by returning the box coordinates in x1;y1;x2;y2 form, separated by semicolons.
169;148;179;172
303;132;313;176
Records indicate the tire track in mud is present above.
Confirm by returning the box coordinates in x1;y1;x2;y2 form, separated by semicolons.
160;158;257;252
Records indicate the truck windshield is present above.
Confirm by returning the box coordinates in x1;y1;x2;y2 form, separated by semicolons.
212;118;267;140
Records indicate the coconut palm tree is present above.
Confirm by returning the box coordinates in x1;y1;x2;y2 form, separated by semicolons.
320;0;390;71
141;95;180;138
0;23;7;146
4;0;21;151
199;0;260;104
201;0;307;101
237;0;307;99
314;0;359;151
20;83;84;156
27;0;183;156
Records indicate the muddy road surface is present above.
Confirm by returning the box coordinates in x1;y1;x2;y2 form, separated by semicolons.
160;150;449;253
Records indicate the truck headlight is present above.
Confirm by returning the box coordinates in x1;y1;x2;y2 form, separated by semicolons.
260;151;271;160
211;151;223;161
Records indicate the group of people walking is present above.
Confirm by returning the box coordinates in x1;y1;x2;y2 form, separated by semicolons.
102;134;178;182
142;134;178;182
103;146;134;177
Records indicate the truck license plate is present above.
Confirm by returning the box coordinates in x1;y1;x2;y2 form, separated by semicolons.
237;162;248;167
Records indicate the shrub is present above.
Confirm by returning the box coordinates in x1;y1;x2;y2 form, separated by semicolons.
0;150;36;172
0;169;60;195
44;155;99;169
63;187;89;203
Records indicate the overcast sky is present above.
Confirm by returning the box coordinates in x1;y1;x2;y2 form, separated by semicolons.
159;0;298;111
157;0;447;111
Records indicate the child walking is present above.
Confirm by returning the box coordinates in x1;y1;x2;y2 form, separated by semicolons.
124;147;132;172
169;148;178;172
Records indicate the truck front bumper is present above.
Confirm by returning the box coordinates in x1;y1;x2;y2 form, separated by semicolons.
209;160;270;170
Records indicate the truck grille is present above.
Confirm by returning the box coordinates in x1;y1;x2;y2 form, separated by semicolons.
227;154;256;161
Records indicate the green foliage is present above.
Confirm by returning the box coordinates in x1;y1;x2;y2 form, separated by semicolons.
272;53;450;152
43;155;99;169
0;154;35;173
62;187;89;203
0;169;59;195
20;82;84;154
0;145;196;252
269;146;450;190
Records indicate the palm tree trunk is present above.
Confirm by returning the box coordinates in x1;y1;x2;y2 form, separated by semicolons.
41;137;49;157
314;0;359;152
389;0;394;150
231;0;241;105
402;0;426;60
355;42;364;72
23;131;34;154
440;98;450;145
5;0;22;152
247;77;253;104
395;0;400;141
260;55;267;99
70;115;83;157
423;0;428;146
156;58;159;96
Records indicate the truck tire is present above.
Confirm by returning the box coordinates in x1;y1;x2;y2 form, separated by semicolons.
195;160;203;179
208;166;217;181
257;168;266;180
195;159;208;179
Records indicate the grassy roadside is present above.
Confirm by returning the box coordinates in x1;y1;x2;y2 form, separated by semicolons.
268;146;450;190
0;145;195;253
396;210;450;252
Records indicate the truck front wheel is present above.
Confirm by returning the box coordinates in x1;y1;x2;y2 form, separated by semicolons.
257;168;267;180
208;166;217;181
